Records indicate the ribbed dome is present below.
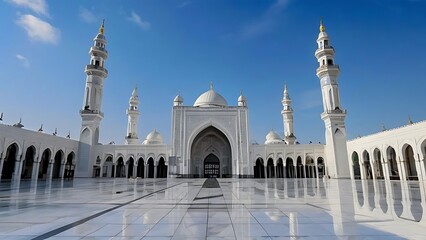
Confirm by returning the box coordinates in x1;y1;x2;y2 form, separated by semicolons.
194;85;228;107
142;130;164;145
265;130;283;145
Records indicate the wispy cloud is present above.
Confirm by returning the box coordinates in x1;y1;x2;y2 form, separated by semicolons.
240;0;290;39
16;54;30;68
127;11;151;30
7;0;49;16
16;14;60;44
79;7;96;23
178;1;191;8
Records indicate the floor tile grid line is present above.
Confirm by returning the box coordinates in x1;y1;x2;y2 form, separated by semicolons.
242;199;293;238
143;180;205;238
217;181;238;239
31;180;182;240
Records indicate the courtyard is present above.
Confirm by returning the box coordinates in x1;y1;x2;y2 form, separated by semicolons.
0;178;425;239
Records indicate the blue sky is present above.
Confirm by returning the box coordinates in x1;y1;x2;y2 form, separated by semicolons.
1;0;426;145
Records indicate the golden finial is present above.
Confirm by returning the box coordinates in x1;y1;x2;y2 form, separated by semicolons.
320;17;325;32
99;19;105;34
210;82;213;90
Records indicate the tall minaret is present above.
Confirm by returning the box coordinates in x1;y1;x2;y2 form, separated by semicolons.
315;20;350;178
281;84;295;144
125;86;140;144
77;21;109;177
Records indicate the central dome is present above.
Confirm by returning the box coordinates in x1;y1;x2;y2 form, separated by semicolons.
193;84;228;107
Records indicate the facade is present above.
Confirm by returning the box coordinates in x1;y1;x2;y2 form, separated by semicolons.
0;21;425;183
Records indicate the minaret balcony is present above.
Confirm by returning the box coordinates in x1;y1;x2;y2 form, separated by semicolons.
315;47;334;58
316;64;339;75
89;46;108;58
80;109;104;117
85;64;108;76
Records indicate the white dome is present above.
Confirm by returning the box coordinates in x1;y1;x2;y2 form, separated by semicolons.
238;94;246;102
265;130;283;145
174;94;183;102
142;130;164;145
194;85;228;107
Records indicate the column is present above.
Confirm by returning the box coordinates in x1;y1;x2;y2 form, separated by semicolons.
32;158;40;181
154;165;157;179
144;163;148;178
12;155;23;183
99;164;104;178
397;155;407;181
60;163;66;179
273;164;277;178
47;159;54;180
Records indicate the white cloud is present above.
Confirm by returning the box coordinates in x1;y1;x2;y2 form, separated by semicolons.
240;0;290;39
16;54;30;68
79;7;96;23
7;0;49;16
16;14;60;44
127;11;151;30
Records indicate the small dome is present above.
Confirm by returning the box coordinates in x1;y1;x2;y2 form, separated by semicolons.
238;94;246;102
142;130;164;145
265;130;283;145
194;84;228;107
174;95;183;103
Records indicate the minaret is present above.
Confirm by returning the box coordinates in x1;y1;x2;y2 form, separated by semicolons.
281;84;295;144
77;21;108;177
125;86;140;144
315;20;350;178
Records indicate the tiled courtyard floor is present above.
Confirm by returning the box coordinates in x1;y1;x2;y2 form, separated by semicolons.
0;178;426;239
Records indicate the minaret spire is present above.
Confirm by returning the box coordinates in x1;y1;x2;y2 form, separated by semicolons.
315;20;350;178
281;83;295;144
99;19;105;34
125;86;140;144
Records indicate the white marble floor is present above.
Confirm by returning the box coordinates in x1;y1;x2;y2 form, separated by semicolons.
0;178;426;239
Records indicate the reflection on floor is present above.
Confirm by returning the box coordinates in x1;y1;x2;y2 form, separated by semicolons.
0;178;425;239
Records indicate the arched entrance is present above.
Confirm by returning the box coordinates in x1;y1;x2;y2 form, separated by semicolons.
404;144;417;180
286;158;294;178
362;150;373;179
22;146;35;179
373;148;384;179
137;157;144;178
352;152;361;179
317;157;325;178
267;158;274;178
204;154;220;178
254;158;265;178
115;157;125;178
147;158;154;178
65;152;75;179
52;150;63;179
387;147;399;180
276;158;284;178
2;144;18;180
127;157;134;178
157;157;167;178
39;149;51;179
190;126;232;178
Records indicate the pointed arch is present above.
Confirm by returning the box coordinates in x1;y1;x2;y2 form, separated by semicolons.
254;158;265;178
1;143;19;180
21;145;36;179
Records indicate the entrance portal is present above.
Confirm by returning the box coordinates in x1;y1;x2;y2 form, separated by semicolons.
190;126;232;178
204;154;220;178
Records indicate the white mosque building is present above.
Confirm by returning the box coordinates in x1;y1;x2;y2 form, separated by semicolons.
1;21;426;183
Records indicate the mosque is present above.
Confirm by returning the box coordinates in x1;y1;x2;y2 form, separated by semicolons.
1;21;425;183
